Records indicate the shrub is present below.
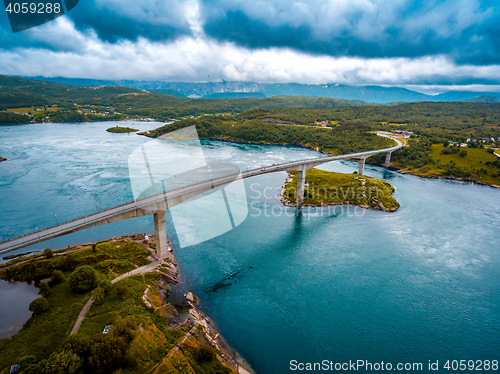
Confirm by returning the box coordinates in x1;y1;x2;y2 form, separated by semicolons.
29;297;49;314
98;279;113;294
193;344;216;362
92;286;105;305
115;284;129;298
43;248;53;259
459;150;467;158
38;282;51;298
62;253;77;271
45;350;82;373
49;269;65;287
68;265;98;293
487;148;494;154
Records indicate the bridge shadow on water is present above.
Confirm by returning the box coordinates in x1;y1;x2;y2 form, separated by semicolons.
202;206;343;296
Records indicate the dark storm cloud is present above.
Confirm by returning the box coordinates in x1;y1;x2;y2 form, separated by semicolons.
0;0;193;52
66;0;192;43
200;0;500;64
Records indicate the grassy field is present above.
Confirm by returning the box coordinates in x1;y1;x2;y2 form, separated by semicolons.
283;169;400;212
5;107;60;113
406;145;500;186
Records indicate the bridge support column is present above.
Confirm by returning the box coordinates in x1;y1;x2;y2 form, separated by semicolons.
384;152;392;167
296;165;306;208
153;211;168;260
358;158;366;176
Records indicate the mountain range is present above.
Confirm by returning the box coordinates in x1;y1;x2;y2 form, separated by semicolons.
17;76;500;103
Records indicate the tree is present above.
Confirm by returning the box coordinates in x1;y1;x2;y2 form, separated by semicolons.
18;355;38;374
68;266;98;293
115;284;129;299
459;150;467;157
43;248;53;259
46;350;82;374
29;297;49;315
98;280;113;295
38;282;51;298
62;253;77;271
111;316;135;343
92;286;105;305
49;270;65;287
91;243;97;253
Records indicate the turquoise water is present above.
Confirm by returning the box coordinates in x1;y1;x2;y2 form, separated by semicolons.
1;122;499;373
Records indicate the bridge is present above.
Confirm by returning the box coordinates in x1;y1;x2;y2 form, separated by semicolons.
0;133;403;259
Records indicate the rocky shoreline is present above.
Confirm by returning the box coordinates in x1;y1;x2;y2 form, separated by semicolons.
147;245;254;374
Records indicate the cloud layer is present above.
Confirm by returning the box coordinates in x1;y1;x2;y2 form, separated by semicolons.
1;0;500;85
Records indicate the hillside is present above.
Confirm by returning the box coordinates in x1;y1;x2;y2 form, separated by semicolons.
0;75;384;123
150;89;187;98
461;95;500;103
201;92;266;99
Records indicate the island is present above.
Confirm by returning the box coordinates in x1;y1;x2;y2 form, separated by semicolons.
281;169;400;212
106;126;139;133
0;235;252;374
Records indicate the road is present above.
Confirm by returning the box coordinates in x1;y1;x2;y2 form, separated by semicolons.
70;258;163;335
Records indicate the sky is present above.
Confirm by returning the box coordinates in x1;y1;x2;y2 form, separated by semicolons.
1;0;500;89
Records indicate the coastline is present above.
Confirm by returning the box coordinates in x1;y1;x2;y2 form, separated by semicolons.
151;237;255;374
0;235;255;374
396;168;500;189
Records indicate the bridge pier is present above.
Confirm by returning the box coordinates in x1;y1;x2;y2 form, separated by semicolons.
384;152;392;167
358;158;366;176
296;165;306;208
153;211;168;259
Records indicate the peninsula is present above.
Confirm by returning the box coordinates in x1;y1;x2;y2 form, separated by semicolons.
0;235;252;374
